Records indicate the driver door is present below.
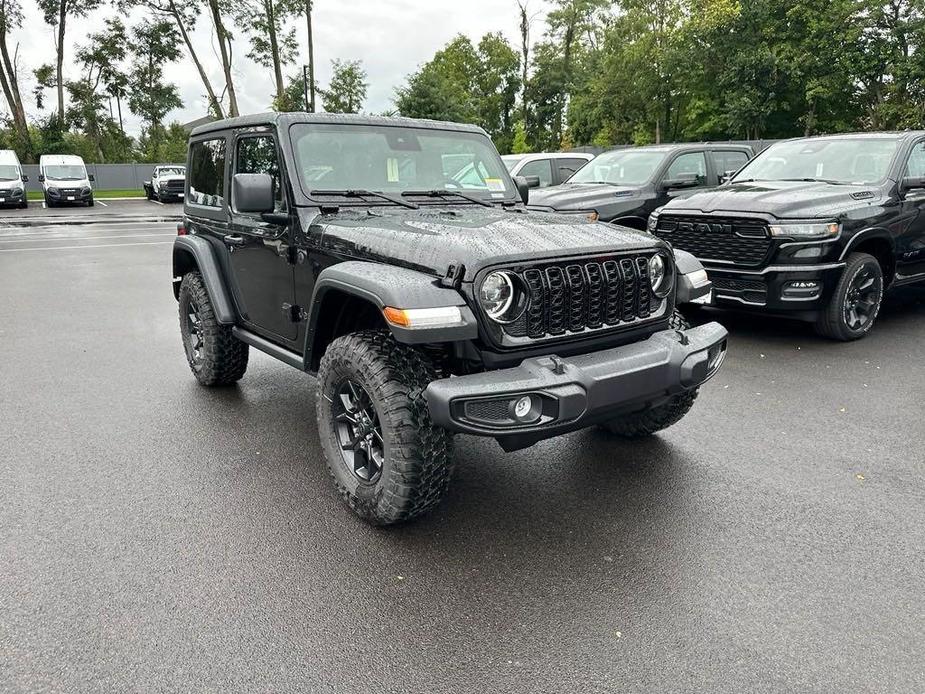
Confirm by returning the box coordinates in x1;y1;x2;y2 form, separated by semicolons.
224;131;297;342
896;139;925;279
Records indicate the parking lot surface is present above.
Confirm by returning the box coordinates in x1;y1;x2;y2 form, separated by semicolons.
1;217;923;693
0;198;181;224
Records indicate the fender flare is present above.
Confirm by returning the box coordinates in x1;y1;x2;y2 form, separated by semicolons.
172;235;236;324
839;227;894;260
673;249;712;304
304;261;478;367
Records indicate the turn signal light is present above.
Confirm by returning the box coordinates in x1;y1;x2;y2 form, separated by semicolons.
177;222;188;236
382;306;464;329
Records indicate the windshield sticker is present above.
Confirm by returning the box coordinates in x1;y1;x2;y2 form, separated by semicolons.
387;158;399;183
485;178;505;192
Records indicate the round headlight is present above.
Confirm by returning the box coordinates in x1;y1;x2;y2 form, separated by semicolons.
649;253;673;298
479;271;515;320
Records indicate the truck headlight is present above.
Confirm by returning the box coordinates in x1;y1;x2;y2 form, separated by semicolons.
649;253;673;298
768;222;840;239
479;271;525;323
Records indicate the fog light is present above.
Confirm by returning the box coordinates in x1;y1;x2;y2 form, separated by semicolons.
707;341;727;373
782;280;821;300
514;396;532;419
509;394;541;423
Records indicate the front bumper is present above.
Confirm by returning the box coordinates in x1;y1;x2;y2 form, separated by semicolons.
425;322;727;451
708;263;845;313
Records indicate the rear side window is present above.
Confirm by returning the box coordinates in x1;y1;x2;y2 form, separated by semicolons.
188;138;226;207
713;150;750;177
557;158;590;181
905;142;925;178
519;158;554;187
235;135;284;211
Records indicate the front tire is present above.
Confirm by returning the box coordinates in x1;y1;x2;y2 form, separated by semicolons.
178;272;249;386
814;252;884;341
316;330;454;525
87;194;94;207
599;310;698;438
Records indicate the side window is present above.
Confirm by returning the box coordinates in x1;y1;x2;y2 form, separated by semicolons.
713;151;749;177
665;152;707;185
557;158;590;182
905;142;925;178
518;158;554;187
188;138;226;207
235;135;284;211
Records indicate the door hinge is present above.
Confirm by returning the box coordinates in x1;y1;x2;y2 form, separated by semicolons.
282;303;308;322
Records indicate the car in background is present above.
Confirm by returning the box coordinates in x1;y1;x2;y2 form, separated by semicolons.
501;152;594;188
39;154;94;207
650;132;925;340
144;165;187;202
527;144;753;229
0;149;28;209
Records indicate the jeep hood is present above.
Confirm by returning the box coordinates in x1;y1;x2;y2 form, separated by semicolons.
528;183;642;211
662;180;884;219
309;207;659;281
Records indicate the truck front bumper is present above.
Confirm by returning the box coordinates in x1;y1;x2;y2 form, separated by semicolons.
709;263;845;314
424;322;727;451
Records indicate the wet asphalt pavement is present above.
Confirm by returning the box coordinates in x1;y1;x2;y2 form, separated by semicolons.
1;210;923;693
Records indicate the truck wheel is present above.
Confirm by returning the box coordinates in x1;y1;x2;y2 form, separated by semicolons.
316;330;454;525
600;310;698;438
814;252;883;341
145;186;152;200
87;195;94;207
44;194;54;208
178;271;249;386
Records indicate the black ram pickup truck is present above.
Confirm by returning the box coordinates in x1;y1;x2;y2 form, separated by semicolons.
171;113;727;525
528;143;753;229
650;132;925;340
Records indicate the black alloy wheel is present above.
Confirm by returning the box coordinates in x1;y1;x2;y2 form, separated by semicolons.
843;265;881;331
815;252;884;341
332;379;384;483
184;298;204;366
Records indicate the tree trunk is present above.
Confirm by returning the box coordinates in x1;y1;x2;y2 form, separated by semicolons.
0;32;31;160
116;93;124;135
209;0;238;116
517;0;529;124
56;1;66;122
169;0;224;119
265;0;284;102
305;0;315;112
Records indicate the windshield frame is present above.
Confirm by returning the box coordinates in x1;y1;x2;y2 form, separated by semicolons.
287;122;520;206
730;137;903;186
565;148;669;186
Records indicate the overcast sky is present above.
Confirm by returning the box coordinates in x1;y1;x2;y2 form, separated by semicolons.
9;0;547;136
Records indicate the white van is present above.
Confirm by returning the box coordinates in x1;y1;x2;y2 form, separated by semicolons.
0;149;29;209
39;154;95;207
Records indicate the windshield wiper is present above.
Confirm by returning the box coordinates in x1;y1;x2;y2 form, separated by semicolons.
401;189;494;208
779;177;847;185
310;189;418;209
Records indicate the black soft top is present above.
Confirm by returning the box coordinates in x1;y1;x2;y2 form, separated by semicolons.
190;112;490;138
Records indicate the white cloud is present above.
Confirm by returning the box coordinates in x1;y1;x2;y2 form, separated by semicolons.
6;0;543;136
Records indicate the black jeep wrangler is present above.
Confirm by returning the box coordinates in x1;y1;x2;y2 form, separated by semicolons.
650;132;925;340
172;113;727;524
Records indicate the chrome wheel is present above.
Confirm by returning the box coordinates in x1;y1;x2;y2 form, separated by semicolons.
333;379;384;483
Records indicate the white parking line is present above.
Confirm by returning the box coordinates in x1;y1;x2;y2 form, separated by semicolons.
41;202;46;209
96;200;108;207
0;241;173;252
0;233;172;243
149;199;165;206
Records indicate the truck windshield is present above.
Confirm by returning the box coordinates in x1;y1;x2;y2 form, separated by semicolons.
566;149;667;185
290;123;516;201
732;138;900;185
0;165;19;180
158;167;185;176
44;165;86;180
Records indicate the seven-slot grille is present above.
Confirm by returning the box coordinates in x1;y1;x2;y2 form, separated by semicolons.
507;255;655;340
654;216;771;267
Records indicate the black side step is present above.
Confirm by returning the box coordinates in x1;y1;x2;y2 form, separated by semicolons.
231;327;305;370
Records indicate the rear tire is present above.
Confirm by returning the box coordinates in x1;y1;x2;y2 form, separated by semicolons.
599;310;698;438
814;252;883;341
316;330;454;525
178;272;249;386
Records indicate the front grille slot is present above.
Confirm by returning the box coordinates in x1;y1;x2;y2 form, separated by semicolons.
654;216;771;267
506;253;658;341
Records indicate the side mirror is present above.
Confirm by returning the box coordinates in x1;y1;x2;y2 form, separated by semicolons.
233;172;275;213
720;170;736;184
513;175;532;204
21;174;29;182
38;174;45;183
901;176;925;193
88;173;95;182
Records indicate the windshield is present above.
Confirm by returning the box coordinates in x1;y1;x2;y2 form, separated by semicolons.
732;138;900;185
158;167;185;176
567;149;667;185
0;165;20;181
44;164;86;181
290;123;517;201
502;156;525;172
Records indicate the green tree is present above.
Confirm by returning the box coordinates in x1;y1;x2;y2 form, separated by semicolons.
0;0;32;160
127;19;183;130
320;59;368;113
235;0;297;105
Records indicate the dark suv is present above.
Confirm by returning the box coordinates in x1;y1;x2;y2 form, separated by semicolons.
650;132;925;340
171;113;727;525
528;143;753;228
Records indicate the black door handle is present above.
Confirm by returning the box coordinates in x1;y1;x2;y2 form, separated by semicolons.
223;234;246;247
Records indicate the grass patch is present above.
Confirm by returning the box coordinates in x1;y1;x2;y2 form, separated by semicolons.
27;189;146;201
